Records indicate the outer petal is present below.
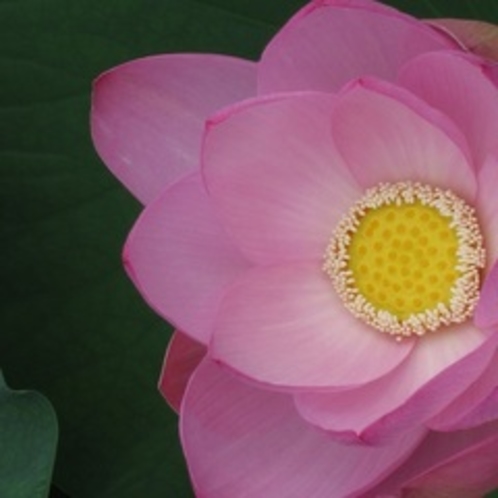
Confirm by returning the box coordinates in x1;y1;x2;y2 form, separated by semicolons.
210;263;413;390
295;323;495;444
368;421;498;498
123;173;250;344
427;347;498;431
158;331;206;413
399;51;498;169
258;0;456;93
181;359;426;498
203;92;360;264
331;78;477;202
91;54;256;204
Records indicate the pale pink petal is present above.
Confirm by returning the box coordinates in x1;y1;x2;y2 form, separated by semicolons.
181;359;426;498
428;347;498;431
258;1;456;94
123;173;250;344
91;54;256;204
399;51;498;169
203;92;360;264
369;421;498;497
295;323;494;444
210;263;413;389
475;261;498;331
476;155;498;267
158;331;206;413
331;78;477;202
431;19;498;61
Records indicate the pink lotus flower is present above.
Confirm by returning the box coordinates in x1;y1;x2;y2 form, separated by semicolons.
91;0;498;496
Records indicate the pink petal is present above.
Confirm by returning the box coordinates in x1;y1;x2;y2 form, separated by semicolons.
210;263;413;389
474;260;498;331
91;54;256;204
295;323;494;444
369;421;498;497
203;92;360;264
258;1;456;94
399;51;498;169
476;155;498;267
331;78;477;202
180;358;426;498
123;173;250;344
158;331;206;413
428;348;498;431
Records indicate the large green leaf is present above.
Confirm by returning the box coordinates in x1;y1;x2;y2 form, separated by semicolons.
1;1;497;497
0;373;57;498
386;0;498;19
0;1;304;497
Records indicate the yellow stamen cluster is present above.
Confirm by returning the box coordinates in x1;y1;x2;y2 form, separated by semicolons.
323;182;485;338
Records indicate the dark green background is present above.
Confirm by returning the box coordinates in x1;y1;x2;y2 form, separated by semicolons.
1;0;498;497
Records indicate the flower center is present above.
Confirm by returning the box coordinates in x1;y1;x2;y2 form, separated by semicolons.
324;182;485;338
